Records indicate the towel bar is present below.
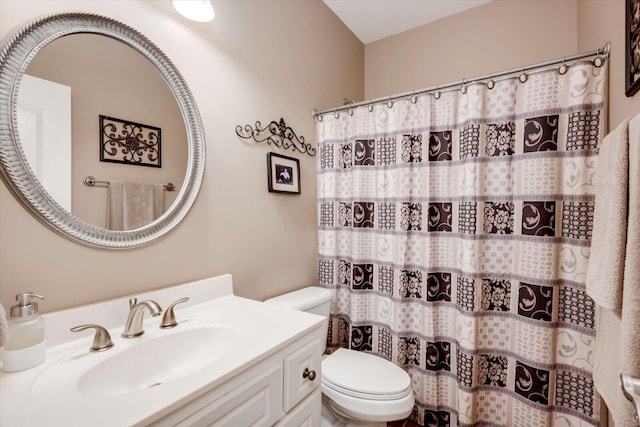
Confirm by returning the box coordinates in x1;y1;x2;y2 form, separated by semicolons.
83;176;175;191
621;374;640;425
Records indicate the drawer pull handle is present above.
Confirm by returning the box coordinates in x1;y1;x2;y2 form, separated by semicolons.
303;368;316;381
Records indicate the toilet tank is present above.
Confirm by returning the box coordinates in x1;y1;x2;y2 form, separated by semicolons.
265;287;332;351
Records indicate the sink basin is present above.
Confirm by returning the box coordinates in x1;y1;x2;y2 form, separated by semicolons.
30;314;249;401
77;326;240;397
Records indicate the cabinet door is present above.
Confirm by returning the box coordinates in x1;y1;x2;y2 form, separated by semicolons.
283;340;322;412
176;364;283;427
275;388;321;427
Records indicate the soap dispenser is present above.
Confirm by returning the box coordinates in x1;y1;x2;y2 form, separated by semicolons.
2;292;45;372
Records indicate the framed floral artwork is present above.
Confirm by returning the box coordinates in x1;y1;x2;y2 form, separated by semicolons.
100;115;161;167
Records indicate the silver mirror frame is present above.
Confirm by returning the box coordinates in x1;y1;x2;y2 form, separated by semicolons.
0;12;205;249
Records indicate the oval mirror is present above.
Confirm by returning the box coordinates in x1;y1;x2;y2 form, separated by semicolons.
0;13;205;249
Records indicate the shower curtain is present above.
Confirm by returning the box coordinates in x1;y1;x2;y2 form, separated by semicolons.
317;60;607;426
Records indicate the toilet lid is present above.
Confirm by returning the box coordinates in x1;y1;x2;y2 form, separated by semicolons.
322;348;412;401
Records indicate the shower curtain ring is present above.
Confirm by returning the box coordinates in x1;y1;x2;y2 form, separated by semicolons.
487;76;495;89
460;79;467;94
410;90;418;104
559;58;568;75
594;53;604;67
368;101;374;112
334;111;340;119
434;85;441;99
387;96;394;108
519;67;528;83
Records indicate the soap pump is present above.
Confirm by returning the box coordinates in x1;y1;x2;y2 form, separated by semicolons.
2;292;46;372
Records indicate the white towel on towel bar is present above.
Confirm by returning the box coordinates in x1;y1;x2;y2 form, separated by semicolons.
586;119;628;309
106;180;164;231
586;114;640;427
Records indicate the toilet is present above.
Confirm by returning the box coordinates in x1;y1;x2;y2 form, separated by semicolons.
265;287;414;427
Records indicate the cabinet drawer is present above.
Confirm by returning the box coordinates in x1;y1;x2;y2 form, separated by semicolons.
274;388;321;427
176;364;283;427
283;339;322;412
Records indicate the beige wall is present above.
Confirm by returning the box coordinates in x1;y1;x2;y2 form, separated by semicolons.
578;0;640;129
365;0;579;101
0;0;364;313
364;0;640;130
26;34;187;226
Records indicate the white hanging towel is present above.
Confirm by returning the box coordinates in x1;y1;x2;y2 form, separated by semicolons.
586;113;640;426
106;180;164;231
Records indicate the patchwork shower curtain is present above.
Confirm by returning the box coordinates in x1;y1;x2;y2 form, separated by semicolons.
317;60;607;426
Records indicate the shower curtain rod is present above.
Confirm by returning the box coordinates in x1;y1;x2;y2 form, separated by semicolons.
312;42;611;119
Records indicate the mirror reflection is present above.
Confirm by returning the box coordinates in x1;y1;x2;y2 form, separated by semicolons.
19;34;188;230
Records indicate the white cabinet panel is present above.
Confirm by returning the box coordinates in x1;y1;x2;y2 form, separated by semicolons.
275;389;321;427
283;339;322;412
175;365;282;427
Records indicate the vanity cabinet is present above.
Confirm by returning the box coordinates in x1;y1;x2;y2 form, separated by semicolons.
151;330;323;427
0;276;326;427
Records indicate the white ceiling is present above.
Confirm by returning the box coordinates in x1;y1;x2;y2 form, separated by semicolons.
323;0;492;44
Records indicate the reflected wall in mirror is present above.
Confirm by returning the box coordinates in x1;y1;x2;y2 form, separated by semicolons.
0;13;205;248
21;34;188;228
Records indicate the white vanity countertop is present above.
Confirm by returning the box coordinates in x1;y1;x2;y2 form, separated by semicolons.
0;275;324;426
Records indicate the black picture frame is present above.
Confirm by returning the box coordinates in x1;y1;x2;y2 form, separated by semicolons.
626;0;640;97
267;152;300;194
100;115;162;167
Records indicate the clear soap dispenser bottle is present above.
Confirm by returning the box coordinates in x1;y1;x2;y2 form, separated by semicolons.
2;292;45;372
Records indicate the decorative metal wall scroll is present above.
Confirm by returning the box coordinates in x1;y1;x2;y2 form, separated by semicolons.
100;115;161;167
235;118;316;156
627;0;640;96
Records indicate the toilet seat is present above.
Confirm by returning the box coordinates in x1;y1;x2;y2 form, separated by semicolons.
321;348;412;401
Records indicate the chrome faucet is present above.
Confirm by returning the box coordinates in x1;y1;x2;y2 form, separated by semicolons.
122;298;162;338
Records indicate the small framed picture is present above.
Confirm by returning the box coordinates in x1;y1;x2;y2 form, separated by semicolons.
267;152;300;194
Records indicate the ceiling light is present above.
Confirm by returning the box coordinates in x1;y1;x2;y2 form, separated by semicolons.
172;0;215;22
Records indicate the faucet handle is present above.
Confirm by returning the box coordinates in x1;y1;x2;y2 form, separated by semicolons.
160;297;190;329
70;324;114;352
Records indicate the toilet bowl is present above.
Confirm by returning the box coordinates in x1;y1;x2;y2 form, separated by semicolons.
265;287;414;427
321;348;414;426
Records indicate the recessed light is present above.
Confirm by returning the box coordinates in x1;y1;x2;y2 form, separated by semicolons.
172;0;215;23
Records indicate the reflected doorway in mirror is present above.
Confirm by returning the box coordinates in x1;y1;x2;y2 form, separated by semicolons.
17;75;72;211
267;152;300;194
